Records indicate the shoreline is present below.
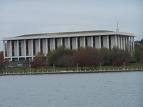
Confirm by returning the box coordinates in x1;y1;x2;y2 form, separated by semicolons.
0;69;143;76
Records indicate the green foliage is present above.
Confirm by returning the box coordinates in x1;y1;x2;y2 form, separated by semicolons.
31;52;47;68
47;46;74;66
46;47;131;67
0;51;6;72
134;44;143;63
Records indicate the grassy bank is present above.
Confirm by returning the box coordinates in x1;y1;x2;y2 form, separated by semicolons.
0;63;143;76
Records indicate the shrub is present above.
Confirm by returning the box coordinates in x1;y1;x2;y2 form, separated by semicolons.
31;52;47;68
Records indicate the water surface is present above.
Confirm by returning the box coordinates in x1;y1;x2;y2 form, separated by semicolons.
0;72;143;107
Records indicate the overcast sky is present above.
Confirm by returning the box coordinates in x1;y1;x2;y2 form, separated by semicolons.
0;0;142;50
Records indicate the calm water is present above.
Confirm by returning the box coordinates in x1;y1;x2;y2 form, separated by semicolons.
0;72;143;107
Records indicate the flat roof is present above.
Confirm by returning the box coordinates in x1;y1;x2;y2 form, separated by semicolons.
3;30;135;41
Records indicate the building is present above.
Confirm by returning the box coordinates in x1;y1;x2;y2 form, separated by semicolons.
3;30;135;61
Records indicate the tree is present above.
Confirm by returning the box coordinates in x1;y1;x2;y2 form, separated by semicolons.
134;44;143;63
0;51;5;72
31;52;47;68
47;46;74;66
111;48;131;66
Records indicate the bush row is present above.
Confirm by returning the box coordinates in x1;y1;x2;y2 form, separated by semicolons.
31;47;131;67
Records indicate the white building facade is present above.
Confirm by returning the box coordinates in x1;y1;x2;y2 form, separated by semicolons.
3;30;135;61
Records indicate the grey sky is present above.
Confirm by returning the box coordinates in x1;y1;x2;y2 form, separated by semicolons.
0;0;142;50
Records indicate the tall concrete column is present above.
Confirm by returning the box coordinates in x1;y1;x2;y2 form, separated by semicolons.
121;36;123;50
60;38;63;46
128;37;130;52
31;39;34;60
9;40;12;61
99;36;101;48
3;41;5;60
83;37;86;48
125;36;128;50
75;37;78;49
38;39;41;52
45;38;48;54
67;37;71;49
117;36;121;49
52;38;55;50
24;39;26;60
90;36;93;48
17;40;19;61
132;37;134;52
122;36;125;50
107;36;109;49
127;37;129;51
115;35;118;48
130;37;133;54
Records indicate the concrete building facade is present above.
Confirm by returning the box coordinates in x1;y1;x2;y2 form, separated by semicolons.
3;30;135;61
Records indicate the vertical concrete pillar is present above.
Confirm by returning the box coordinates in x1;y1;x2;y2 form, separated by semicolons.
38;39;41;52
130;36;133;53
83;37;86;48
123;36;126;50
24;39;26;60
60;38;63;46
3;41;5;60
107;36;109;49
121;36;123;50
17;40;19;61
67;37;71;49
132;37;134;52
122;36;124;50
74;37;78;49
31;39;34;60
117;36;120;49
125;36;128;50
9;40;12;61
128;37;130;52
99;36;101;48
52;38;55;50
45;38;48;54
127;36;129;51
115;35;118;48
90;36;93;48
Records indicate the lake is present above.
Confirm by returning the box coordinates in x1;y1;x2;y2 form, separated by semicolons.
0;72;143;107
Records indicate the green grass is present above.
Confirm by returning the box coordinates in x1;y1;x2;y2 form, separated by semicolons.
0;63;143;75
